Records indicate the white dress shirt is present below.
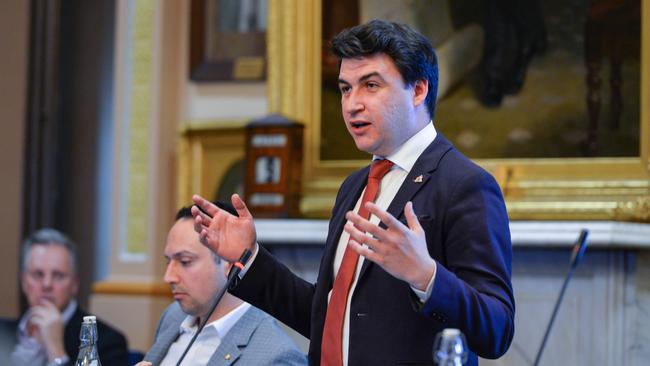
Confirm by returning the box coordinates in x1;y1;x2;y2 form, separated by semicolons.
160;302;251;366
332;122;437;365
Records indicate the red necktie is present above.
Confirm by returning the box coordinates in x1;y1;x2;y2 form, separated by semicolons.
321;159;394;366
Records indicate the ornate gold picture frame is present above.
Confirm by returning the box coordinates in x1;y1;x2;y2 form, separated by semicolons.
189;0;267;81
265;0;650;221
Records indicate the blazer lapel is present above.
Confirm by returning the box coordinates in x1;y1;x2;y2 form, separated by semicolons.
358;134;453;278
206;307;262;366
144;305;187;364
149;329;181;364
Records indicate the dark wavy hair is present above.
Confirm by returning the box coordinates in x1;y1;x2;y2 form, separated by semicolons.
331;19;439;120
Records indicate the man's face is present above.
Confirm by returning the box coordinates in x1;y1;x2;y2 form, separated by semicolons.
338;53;428;157
21;244;79;311
164;219;227;318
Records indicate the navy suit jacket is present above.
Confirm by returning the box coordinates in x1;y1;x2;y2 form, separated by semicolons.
232;134;515;365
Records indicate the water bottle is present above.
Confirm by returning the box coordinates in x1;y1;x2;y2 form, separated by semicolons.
75;315;102;366
432;328;468;366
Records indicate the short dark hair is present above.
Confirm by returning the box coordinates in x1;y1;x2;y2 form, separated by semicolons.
174;201;238;265
21;228;79;275
331;19;439;119
175;201;239;221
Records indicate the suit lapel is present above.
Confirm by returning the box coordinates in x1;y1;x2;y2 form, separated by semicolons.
206;307;262;366
64;307;84;357
150;329;182;364
358;135;452;278
145;305;187;364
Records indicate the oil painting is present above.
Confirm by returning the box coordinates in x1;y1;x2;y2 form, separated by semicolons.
319;0;641;160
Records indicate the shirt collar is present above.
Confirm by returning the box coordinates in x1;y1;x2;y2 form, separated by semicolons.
374;121;437;173
179;302;251;339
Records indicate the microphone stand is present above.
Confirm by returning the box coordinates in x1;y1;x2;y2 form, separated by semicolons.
532;229;589;366
175;249;253;366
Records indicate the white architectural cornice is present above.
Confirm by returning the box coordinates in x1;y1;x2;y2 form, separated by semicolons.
255;220;650;248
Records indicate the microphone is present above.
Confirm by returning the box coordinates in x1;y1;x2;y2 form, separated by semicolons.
228;249;253;281
175;249;253;366
532;229;589;366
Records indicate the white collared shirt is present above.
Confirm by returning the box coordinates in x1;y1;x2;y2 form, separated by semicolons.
160;302;251;366
332;121;437;365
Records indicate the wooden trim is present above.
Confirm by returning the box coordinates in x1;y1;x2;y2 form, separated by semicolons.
177;121;247;207
92;281;172;298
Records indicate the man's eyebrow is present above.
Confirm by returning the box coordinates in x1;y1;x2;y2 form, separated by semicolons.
359;72;384;83
338;78;351;86
165;251;197;260
338;71;385;86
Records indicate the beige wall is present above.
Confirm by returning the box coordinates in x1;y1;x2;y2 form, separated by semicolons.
180;3;267;123
0;0;29;318
89;0;271;350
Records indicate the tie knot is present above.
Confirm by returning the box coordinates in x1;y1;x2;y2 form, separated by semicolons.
369;159;394;180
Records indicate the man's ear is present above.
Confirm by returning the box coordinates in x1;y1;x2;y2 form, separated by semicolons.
68;274;81;300
413;79;429;107
20;272;28;294
71;275;80;296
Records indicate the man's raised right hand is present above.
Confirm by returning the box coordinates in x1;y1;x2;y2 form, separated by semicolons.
191;193;257;262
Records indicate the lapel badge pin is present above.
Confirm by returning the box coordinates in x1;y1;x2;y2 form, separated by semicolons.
225;353;231;360
414;175;423;183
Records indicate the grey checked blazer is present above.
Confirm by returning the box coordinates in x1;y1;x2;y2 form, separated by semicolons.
143;302;306;366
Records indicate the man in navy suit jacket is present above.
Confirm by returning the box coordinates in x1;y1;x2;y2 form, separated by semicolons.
192;19;515;366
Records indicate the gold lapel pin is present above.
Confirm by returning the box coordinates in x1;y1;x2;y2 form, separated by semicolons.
225;353;231;360
414;175;423;183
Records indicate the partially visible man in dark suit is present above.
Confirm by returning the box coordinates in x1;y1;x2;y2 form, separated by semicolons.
0;229;129;365
191;19;515;366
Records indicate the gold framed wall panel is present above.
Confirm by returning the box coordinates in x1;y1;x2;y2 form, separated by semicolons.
177;121;247;208
267;0;650;221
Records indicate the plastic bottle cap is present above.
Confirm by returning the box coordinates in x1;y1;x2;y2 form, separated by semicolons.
83;315;97;323
442;328;461;337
